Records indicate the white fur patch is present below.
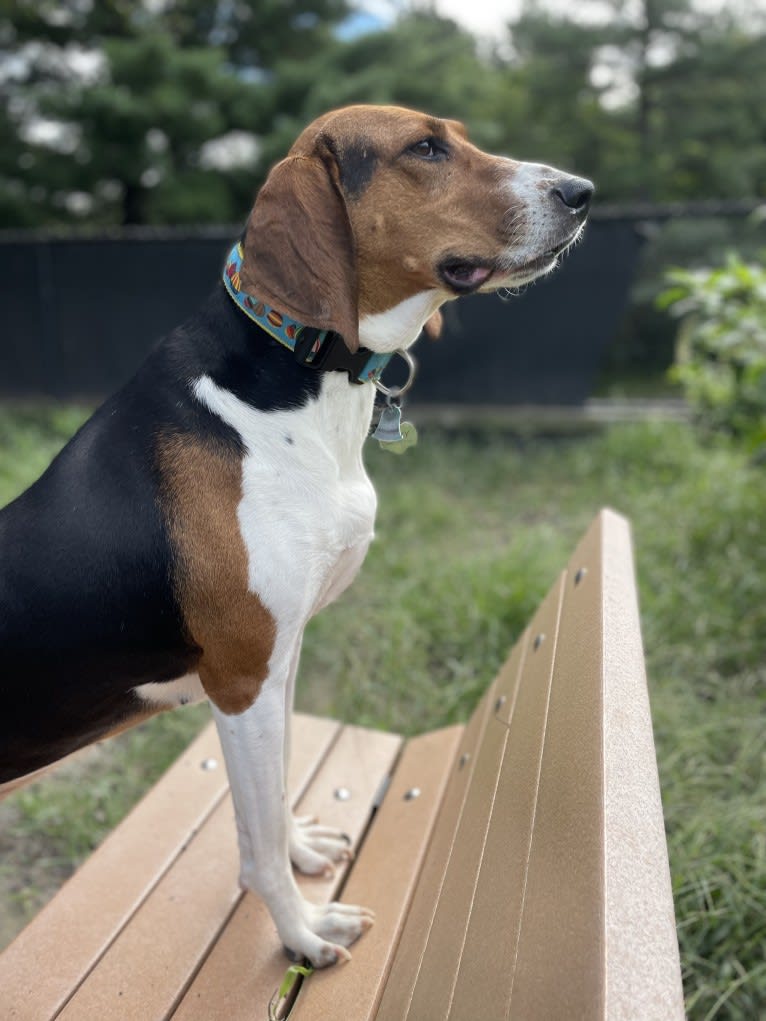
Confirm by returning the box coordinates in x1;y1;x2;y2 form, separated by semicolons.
495;160;584;284
191;373;377;628
134;672;206;708
359;290;445;353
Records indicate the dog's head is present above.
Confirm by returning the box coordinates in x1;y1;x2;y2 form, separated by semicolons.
239;104;593;353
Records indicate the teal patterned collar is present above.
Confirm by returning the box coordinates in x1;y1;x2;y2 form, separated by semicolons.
222;242;392;385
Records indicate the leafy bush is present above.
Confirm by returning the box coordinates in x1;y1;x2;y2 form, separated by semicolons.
659;254;766;452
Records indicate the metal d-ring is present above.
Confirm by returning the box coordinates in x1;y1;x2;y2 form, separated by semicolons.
374;349;417;400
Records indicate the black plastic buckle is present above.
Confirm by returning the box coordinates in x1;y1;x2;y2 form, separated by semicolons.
293;328;371;385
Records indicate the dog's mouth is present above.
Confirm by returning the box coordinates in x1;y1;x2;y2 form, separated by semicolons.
499;225;585;286
439;224;584;295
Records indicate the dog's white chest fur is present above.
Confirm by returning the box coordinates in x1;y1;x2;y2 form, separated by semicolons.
193;373;377;626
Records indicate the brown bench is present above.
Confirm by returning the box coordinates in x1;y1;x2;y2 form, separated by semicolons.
0;509;685;1020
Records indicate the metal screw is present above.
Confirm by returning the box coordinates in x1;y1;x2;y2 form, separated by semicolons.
201;758;218;771
574;567;587;586
458;752;470;770
533;633;545;651
334;787;352;802
495;695;506;712
404;787;421;801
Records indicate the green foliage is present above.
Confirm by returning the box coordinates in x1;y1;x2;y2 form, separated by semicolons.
0;0;349;225
0;402;90;506
659;254;766;450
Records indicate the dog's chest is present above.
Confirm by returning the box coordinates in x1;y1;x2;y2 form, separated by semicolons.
194;374;377;623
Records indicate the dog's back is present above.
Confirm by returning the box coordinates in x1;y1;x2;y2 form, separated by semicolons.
0;335;195;779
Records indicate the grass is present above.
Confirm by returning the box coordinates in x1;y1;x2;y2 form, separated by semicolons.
1;403;764;1019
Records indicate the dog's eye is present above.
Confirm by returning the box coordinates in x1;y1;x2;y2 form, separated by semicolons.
408;138;446;160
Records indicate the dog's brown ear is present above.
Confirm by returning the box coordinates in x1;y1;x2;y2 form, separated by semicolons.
424;309;444;340
239;150;359;352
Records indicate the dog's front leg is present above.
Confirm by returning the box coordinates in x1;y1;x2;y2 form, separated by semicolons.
210;658;373;967
281;636;353;877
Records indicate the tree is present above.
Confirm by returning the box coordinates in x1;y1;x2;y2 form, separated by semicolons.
0;0;350;226
1;0;764;228
494;0;766;201
252;9;503;171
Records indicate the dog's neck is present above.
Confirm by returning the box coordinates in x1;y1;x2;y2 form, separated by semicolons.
210;244;445;461
358;290;444;354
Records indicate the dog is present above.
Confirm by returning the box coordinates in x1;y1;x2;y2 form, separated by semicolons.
0;105;592;967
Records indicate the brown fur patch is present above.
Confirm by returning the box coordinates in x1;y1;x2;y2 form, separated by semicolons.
284;106;527;318
157;434;276;715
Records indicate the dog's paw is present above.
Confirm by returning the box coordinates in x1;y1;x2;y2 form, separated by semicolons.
289;814;353;877
284;901;375;968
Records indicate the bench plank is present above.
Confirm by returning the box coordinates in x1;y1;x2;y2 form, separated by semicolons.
170;724;402;1021
451;509;683;1021
484;518;605;1020
372;686;498;1021
57;792;242;1021
447;570;571;1020
601;511;684;1019
0;713;339;1021
378;509;683;1021
0;721;229;1021
53;712;341;1021
506;510;684;1020
290;724;464;1021
400;574;566;1021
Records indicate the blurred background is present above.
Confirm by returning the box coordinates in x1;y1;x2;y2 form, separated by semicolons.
1;0;765;407
1;3;765;1018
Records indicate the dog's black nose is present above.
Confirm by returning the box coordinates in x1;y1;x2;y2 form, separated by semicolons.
553;176;594;214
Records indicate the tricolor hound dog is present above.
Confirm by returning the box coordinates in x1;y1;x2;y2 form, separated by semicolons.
0;105;592;967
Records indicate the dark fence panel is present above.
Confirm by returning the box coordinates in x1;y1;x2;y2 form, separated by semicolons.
413;219;643;404
0;220;643;404
0;235;232;399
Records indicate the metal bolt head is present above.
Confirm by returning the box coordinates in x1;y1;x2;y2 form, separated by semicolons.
404;787;421;801
201;758;218;771
334;787;352;802
533;633;545;651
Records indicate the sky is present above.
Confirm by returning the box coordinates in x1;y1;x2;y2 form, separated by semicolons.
348;0;764;39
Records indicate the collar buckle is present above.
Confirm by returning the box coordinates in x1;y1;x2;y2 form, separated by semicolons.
294;328;372;385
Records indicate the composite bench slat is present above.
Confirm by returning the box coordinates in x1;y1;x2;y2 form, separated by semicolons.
371;685;498;1021
0;721;231;1021
380;510;683;1021
397;574;566;1021
290;724;464;1021
170;724;402;1021
57;790;242;1021
493;516;606;1020
446;573;569;1020
0;713;339;1021
601;512;685;1018
502;510;683;1021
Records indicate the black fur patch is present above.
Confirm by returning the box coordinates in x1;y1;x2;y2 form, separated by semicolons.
0;283;321;781
338;138;379;200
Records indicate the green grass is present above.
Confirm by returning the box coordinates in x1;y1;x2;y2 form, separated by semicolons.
1;404;764;1019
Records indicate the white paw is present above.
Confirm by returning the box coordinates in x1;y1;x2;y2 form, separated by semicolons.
284;901;376;968
289;814;353;877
